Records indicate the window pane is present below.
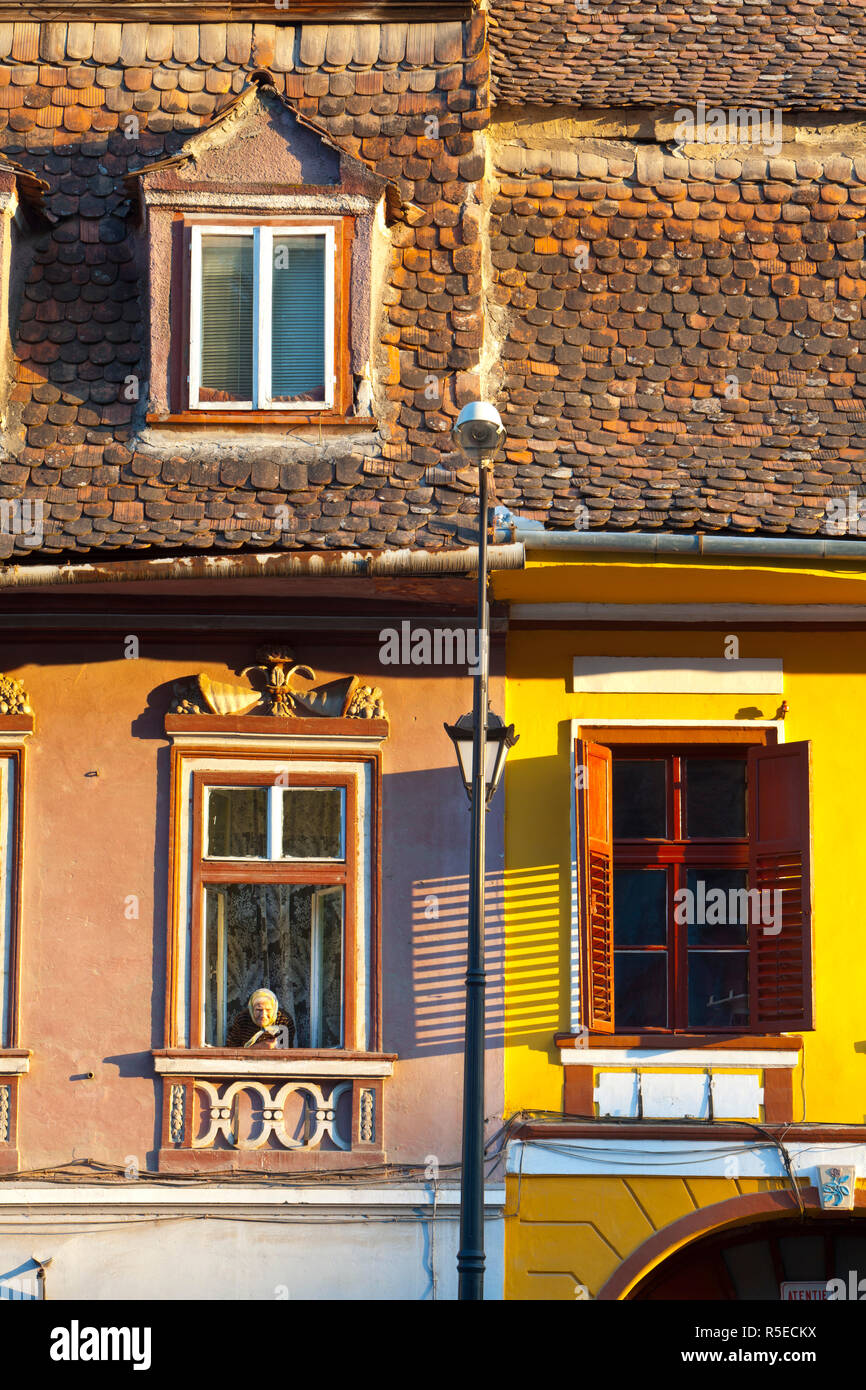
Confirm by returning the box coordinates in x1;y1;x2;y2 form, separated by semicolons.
204;883;343;1047
271;235;326;402
200;235;254;402
613;760;667;838
613;952;667;1028
685;868;749;945
688;950;749;1027
686;758;746;838
316;887;343;1049
614;868;667;946
282;788;343;859
206;787;267;858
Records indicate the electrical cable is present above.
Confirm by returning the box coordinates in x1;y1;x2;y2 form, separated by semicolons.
492;1108;861;1215
0;1156;463;1186
1;1109;852;1201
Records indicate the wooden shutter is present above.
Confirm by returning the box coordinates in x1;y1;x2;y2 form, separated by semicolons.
748;741;813;1031
576;739;614;1033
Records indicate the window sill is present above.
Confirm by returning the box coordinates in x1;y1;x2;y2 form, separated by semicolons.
556;1033;803;1052
146;411;378;431
557;1035;803;1068
0;1050;30;1075
153;1049;396;1079
0;717;34;737
165;714;389;742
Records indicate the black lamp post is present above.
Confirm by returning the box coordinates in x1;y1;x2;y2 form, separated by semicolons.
443;401;516;1302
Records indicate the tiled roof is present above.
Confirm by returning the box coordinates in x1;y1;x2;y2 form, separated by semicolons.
490;1;866;110
489;146;866;536
0;18;865;557
0;18;491;558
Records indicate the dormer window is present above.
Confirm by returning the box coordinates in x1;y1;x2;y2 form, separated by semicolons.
189;223;336;412
129;78;394;430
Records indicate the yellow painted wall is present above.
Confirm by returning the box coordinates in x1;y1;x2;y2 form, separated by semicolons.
496;553;866;1297
505;1175;790;1301
497;553;866;1120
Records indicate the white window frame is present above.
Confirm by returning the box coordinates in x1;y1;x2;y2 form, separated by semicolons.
188;223;336;412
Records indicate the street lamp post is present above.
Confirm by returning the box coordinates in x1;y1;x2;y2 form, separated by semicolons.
444;402;515;1302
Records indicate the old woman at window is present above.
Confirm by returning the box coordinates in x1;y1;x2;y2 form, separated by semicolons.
226;988;295;1049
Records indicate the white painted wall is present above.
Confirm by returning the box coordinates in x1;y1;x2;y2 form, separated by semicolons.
0;1189;505;1301
572;655;783;694
507;1138;866;1184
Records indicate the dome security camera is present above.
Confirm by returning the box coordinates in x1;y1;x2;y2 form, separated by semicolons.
453;401;505;465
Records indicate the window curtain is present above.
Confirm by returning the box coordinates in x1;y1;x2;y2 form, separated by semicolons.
271;236;326;402
200;235;254;401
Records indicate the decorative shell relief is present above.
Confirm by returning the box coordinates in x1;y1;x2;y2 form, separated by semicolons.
0;674;32;716
169;674;263;717
169;649;388;722
198;673;262;716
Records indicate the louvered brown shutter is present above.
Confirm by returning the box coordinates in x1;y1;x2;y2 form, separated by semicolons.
576;739;614;1033
748;741;813;1031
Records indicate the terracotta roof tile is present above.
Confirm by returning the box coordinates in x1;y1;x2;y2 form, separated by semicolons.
490;0;866;109
199;23;226;65
119;22;148;68
299;24;327;68
380;23;407;66
0;26;490;556
145;25;173;63
0;18;863;555
65;23;94;63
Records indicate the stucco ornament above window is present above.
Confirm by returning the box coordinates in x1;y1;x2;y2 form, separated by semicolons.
0;675;32;717
169;645;387;721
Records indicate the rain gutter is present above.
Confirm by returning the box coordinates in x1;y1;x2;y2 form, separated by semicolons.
0;544;525;590
493;528;866;561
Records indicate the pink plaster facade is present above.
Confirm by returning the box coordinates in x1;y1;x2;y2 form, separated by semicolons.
2;589;503;1173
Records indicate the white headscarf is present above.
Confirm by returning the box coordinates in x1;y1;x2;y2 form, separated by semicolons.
248;988;279;1022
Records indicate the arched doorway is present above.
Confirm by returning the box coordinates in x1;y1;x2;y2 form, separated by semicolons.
630;1214;866;1300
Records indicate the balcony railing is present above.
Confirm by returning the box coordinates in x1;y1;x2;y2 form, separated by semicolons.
0;1053;29;1174
154;1050;395;1171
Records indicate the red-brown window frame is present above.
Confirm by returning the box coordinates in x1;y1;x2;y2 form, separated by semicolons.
575;725;813;1040
166;213;354;425
611;744;751;1035
0;741;25;1051
189;768;359;1050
